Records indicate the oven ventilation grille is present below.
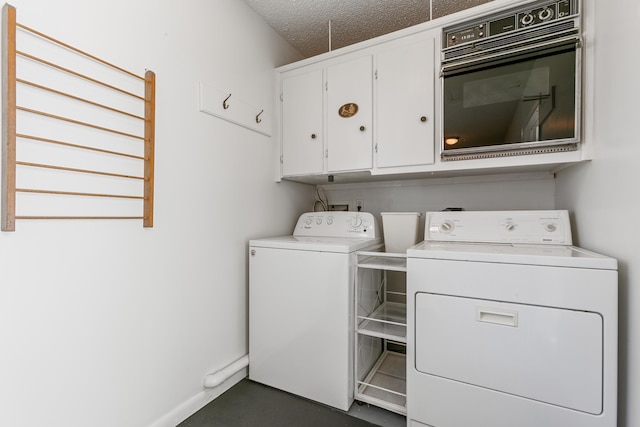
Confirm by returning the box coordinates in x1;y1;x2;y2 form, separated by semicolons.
441;144;579;161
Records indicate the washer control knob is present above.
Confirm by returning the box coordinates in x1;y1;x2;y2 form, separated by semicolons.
304;216;313;225
350;216;363;228
505;222;516;232
440;221;455;233
316;217;322;225
545;223;557;232
327;216;334;225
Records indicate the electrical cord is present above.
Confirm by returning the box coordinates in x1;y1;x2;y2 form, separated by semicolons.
313;186;328;212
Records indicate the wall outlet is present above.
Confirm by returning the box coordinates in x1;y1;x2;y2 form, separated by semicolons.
329;201;353;211
329;203;349;211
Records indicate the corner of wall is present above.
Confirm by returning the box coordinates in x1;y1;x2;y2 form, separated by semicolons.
147;369;247;427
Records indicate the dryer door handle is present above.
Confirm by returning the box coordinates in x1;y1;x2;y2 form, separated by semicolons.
476;307;519;327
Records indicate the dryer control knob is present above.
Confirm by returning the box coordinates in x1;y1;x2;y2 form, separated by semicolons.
505;223;516;231
545;223;557;232
440;221;455;233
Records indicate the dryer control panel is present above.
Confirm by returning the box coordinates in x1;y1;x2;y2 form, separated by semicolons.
425;210;572;245
293;211;379;238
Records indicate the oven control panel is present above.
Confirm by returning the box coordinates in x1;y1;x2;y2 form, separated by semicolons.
445;0;577;48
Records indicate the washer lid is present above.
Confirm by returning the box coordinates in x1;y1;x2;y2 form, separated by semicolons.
407;241;618;270
250;235;382;253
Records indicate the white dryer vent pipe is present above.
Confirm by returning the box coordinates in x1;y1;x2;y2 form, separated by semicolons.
203;354;249;388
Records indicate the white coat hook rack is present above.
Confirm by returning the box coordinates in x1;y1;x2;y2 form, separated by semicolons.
199;82;271;137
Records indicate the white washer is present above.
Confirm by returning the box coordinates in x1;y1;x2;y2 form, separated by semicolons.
249;211;381;411
406;210;618;427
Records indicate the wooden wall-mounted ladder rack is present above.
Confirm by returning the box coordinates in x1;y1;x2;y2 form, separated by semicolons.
1;4;155;231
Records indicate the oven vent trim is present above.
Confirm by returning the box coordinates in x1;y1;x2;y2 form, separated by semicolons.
441;144;578;162
443;20;578;63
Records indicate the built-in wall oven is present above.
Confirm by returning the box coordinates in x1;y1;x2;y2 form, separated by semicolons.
441;0;581;160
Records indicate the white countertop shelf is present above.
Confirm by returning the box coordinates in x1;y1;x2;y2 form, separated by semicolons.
357;302;407;342
357;251;407;272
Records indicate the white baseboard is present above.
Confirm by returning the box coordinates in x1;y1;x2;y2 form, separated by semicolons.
148;368;247;427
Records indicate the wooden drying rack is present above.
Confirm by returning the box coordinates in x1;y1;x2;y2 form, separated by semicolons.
1;4;155;231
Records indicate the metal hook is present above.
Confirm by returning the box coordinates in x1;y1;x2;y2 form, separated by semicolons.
256;109;264;124
222;93;231;110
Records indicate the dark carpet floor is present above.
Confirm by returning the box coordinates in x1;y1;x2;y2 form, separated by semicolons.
178;379;380;427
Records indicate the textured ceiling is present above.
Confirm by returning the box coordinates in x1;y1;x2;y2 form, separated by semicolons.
243;0;431;58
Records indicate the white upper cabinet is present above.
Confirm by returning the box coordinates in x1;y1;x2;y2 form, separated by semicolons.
281;69;324;176
278;34;434;180
327;55;373;173
375;36;435;169
276;10;588;183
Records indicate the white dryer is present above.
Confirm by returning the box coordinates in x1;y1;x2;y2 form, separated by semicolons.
249;211;381;411
406;210;618;427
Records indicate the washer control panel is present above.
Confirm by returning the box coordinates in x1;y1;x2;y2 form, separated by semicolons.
426;210;572;244
294;211;378;238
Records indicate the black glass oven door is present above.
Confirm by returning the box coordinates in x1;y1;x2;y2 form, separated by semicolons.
442;43;578;157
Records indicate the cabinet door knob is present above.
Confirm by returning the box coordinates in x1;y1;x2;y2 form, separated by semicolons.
311;133;316;139
420;116;428;122
359;125;366;131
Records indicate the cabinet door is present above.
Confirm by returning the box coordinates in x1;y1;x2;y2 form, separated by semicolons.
327;56;373;172
376;37;435;168
281;69;324;176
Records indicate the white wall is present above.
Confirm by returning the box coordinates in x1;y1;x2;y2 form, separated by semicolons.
555;1;640;426
0;1;313;426
320;173;556;239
